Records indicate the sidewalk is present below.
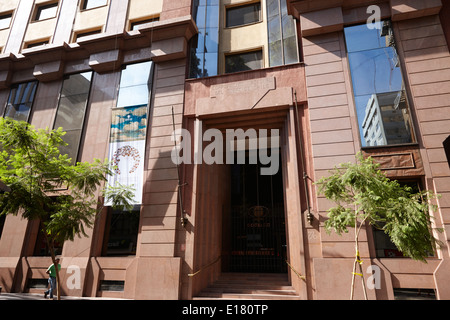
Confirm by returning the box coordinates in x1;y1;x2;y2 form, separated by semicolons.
0;292;128;300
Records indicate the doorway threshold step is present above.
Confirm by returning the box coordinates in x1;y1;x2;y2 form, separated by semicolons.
193;293;301;300
193;273;300;300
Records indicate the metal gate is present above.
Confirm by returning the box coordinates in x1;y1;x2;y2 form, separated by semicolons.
228;161;287;273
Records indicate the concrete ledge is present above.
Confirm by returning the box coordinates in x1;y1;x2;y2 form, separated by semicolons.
300;7;344;37
391;0;442;21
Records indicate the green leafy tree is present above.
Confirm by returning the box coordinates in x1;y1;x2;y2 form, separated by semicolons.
315;153;442;300
0;118;134;300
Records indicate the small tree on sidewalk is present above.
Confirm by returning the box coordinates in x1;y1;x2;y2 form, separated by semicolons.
0;118;134;300
315;153;442;300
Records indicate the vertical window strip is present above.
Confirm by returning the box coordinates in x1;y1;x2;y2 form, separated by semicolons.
53;72;93;163
344;21;416;147
106;61;154;206
266;0;299;67
189;0;219;78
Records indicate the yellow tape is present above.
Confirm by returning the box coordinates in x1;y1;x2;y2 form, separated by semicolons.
352;272;363;277
356;251;363;264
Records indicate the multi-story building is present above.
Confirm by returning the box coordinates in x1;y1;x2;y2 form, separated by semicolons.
0;0;449;300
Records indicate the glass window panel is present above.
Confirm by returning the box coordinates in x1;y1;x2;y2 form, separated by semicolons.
83;0;107;10
194;31;205;54
130;17;159;31
4;81;38;121
226;3;261;28
53;95;89;130
269;40;283;67
268;15;282;42
59;129;82;162
345;21;415;147
0;13;12;29
348;48;403;96
204;27;219;53
53;72;92;162
283;35;299;65
194;5;207;29
267;0;299;67
11;82;38;105
119;62;152;88
282;15;296;38
190;1;219;79
268;15;282;67
35;3;58;21
4;103;32;122
61;72;92;97
189;52;205;78
225;51;263;74
206;5;219;28
267;0;279;18
203;52;218;77
116;85;150;109
344;22;387;53
103;208;140;256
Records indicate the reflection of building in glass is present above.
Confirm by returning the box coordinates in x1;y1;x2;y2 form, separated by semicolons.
362;90;412;146
345;19;416;148
189;0;298;78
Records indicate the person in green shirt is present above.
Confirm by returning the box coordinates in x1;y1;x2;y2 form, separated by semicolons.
44;258;61;299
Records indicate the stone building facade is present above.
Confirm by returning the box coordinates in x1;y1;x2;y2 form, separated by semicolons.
0;0;449;300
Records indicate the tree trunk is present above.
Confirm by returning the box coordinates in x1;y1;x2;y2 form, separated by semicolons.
350;214;368;300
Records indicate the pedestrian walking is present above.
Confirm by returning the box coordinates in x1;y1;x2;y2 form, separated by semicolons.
44;258;61;299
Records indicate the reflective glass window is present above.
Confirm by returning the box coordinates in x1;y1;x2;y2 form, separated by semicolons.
266;0;299;67
53;72;93;163
4;81;38;122
102;207;140;256
189;0;219;78
226;3;261;28
116;61;153;108
225;50;263;74
344;21;415;147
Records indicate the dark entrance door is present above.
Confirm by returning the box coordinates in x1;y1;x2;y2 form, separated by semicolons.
224;157;287;273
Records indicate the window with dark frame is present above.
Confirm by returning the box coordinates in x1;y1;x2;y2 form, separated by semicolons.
225;50;263;74
226;2;261;28
444;135;450;167
130;16;160;31
0;13;13;30
53;72;93;164
344;20;416;148
81;0;107;10
25;39;50;49
34;2;58;21
3;81;38;122
0;214;5;240
33;223;64;257
371;180;436;259
102;207;140;256
74;28;102;42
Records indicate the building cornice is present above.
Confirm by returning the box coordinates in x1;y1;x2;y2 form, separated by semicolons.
0;15;197;87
